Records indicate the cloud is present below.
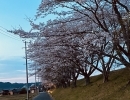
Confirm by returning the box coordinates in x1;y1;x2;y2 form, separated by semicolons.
0;64;6;68
0;76;35;83
16;70;26;73
0;72;8;75
0;56;30;83
0;37;24;58
0;56;24;62
0;73;8;78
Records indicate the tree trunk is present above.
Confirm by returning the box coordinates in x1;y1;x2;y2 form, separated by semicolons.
72;78;77;88
84;75;90;85
67;79;70;87
103;71;109;83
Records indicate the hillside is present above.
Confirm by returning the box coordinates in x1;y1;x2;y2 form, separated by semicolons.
51;68;130;100
0;82;40;90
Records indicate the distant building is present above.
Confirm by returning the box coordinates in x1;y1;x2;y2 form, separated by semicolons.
9;88;21;95
0;89;10;96
30;84;37;93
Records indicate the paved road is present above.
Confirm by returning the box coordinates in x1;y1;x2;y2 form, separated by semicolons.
32;92;53;100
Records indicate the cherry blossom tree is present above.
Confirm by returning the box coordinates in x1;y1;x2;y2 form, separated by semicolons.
9;0;130;85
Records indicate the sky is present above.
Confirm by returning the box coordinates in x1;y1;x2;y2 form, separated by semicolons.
0;0;41;83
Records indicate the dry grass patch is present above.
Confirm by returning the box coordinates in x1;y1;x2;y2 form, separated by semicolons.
0;93;37;100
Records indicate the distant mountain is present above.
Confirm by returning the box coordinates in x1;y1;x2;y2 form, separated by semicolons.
0;82;40;90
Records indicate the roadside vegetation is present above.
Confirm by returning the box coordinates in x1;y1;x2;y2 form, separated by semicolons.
52;68;130;100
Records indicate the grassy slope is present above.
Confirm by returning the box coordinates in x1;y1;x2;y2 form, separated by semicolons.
52;68;130;100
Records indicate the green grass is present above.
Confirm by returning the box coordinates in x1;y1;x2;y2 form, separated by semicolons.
51;68;130;100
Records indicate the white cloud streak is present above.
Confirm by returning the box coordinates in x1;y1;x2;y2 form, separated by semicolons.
0;76;35;83
16;70;26;73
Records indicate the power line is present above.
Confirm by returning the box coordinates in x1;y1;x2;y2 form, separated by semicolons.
0;26;7;30
0;26;22;41
0;31;21;41
0;26;21;40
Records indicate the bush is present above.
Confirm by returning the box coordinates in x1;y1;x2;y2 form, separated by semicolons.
19;88;27;94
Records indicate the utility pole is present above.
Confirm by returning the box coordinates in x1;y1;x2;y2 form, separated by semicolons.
24;41;29;100
35;65;37;93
